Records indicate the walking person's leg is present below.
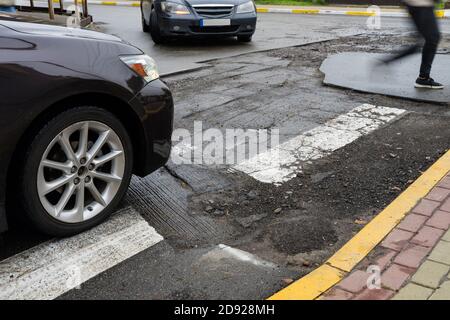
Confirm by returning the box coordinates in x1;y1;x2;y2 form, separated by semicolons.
381;4;423;65
382;42;421;63
409;5;443;88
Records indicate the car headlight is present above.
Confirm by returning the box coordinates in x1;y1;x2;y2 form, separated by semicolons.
161;1;190;15
120;55;159;83
236;1;255;14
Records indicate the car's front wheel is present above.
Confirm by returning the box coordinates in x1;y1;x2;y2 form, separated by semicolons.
142;11;150;32
150;9;166;44
19;106;133;236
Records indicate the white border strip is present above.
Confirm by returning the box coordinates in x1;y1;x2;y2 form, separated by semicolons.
0;207;163;300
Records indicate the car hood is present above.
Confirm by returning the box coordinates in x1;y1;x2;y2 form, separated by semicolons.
0;19;122;43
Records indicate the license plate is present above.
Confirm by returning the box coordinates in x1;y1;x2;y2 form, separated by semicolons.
200;19;231;27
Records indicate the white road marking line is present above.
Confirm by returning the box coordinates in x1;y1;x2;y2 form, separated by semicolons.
232;104;406;184
200;244;278;269
0;207;163;300
171;127;272;165
170;104;405;184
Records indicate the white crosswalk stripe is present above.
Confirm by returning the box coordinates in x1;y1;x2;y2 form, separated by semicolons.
233;104;406;184
0;207;163;300
171;104;406;185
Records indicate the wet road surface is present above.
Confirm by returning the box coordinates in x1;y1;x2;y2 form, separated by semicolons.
1;9;450;299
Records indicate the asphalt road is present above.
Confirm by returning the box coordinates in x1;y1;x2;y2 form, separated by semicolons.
58;32;450;298
89;5;433;75
1;8;450;300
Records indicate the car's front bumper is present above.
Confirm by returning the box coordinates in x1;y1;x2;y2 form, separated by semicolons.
129;78;174;177
158;12;257;37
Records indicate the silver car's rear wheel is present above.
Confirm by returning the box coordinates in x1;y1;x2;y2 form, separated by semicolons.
37;121;125;223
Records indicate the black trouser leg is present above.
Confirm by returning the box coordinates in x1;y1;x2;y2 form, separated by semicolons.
382;6;440;78
408;5;441;78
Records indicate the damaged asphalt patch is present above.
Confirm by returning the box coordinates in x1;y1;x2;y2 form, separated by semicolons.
269;216;338;255
160;32;450;293
207;112;449;263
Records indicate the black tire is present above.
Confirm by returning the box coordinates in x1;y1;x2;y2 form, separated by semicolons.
18;106;133;237
142;11;150;33
150;9;166;44
237;35;252;43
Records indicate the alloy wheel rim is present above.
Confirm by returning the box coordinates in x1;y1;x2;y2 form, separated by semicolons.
37;121;125;223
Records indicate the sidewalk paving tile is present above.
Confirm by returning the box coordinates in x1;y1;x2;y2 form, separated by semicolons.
393;244;431;268
397;214;428;233
428;241;450;265
353;288;394;300
381;229;414;251
336;270;368;293
426;210;450;230
441;198;450;212
392;283;434;300
321;288;354;300
411;199;441;216
425;187;450;202
374;249;397;271
441;229;450;242
381;264;415;291
438;176;450;189
411;260;450;289
411;226;445;248
429;281;450;300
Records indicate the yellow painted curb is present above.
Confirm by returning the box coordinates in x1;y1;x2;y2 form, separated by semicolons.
256;8;269;13
269;149;450;300
269;265;345;300
345;11;375;16
101;1;117;5
436;10;445;18
292;9;320;14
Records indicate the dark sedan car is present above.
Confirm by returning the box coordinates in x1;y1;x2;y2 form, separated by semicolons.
141;0;257;44
0;19;173;236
